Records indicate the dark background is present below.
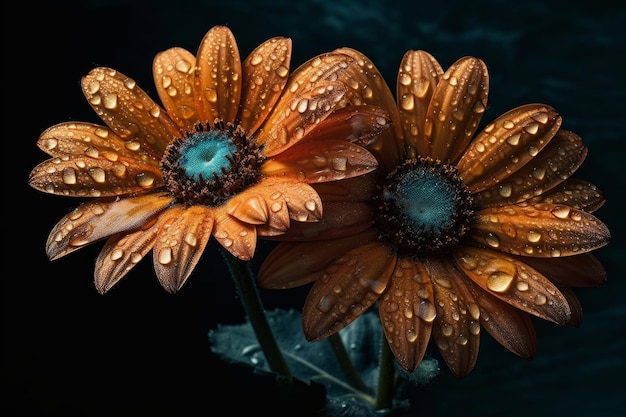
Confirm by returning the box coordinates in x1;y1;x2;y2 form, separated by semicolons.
5;1;625;416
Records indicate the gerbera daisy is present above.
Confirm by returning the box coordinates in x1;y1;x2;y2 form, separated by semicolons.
257;48;611;377
28;26;389;294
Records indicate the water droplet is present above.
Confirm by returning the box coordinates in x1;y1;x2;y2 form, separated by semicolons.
486;271;514;292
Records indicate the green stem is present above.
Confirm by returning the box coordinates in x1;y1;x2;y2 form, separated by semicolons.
327;333;368;393
375;334;395;411
219;248;292;380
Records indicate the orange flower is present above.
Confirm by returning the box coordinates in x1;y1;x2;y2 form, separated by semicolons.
258;49;611;377
29;26;389;294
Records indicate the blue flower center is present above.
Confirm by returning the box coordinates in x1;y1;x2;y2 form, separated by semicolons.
179;131;237;181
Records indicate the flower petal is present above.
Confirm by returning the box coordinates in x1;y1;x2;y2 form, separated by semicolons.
303;241;396;341
239;37;292;136
425;56;489;163
473;129;587;207
212;211;257;261
396;50;444;159
463;277;537;359
46;192;172;260
457;104;561;192
378;257;435;373
470;203;611;257
527;178;606;213
454;246;572;324
262;138;377;182
153;47;199;130
423;258;481;378
81;67;180;157
153;205;214;293
194;26;242;124
29;154;163;197
263;178;323;222
36;122;160;164
514;253;607;287
95;219;162;294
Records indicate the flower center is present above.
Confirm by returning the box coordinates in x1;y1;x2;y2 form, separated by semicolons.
374;157;474;255
161;121;265;206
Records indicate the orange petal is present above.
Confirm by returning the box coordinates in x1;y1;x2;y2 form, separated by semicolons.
29;154;163;197
473;129;587;207
262;138;377;182
46;192;172;260
212;211;257;261
454;246;572;325
457;104;561;192
153;47;199;130
153;205;214;293
36;122;160;164
94;218;162;294
262;178;323;222
378;257;435;372
463;276;537;359
423;258;481;378
425;56;489;163
527;178;606;213
194;26;242;124
239;37;292;136
470;203;611;257
514;253;607;287
303;241;396;341
396;50;443;159
81;67;180;157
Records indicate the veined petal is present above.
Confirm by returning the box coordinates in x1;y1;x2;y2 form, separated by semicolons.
257;231;375;289
458;104;561;192
46;192;172;260
473;129;587;207
95;218;163;294
424;56;489;163
396;50;443;159
378;257;435;373
239;37;292;136
81;67;180;157
312;173;378;202
262;178;323;222
463;276;537;359
470;203;611;257
194;26;242;124
514;253;607;287
153;205;214;293
303;241;396;341
454;245;572;325
262;138;377;182
29;154;163;197
527;178;605;213
36;122;161;165
559;287;584;327
423;257;481;378
212;210;257;261
153;47;199;130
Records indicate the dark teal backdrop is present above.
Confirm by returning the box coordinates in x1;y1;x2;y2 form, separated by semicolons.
6;1;624;415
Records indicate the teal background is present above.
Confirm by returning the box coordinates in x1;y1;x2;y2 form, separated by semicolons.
6;1;624;415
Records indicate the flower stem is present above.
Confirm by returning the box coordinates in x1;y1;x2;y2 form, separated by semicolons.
375;334;395;411
327;333;368;393
220;248;292;380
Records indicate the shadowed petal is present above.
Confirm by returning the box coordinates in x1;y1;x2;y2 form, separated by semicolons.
153;205;214;293
514;253;607;287
240;37;292;136
81;67;180;157
303;242;396;341
46;192;172;260
29;154;163;197
194;26;242;124
396;50;443;159
527;178;605;213
153;47;199;130
457;104;561;193
470;203;611;257
474;130;587;207
378;257;435;373
559;287;584;327
425;56;489;163
423;258;481;378
454;246;572;324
